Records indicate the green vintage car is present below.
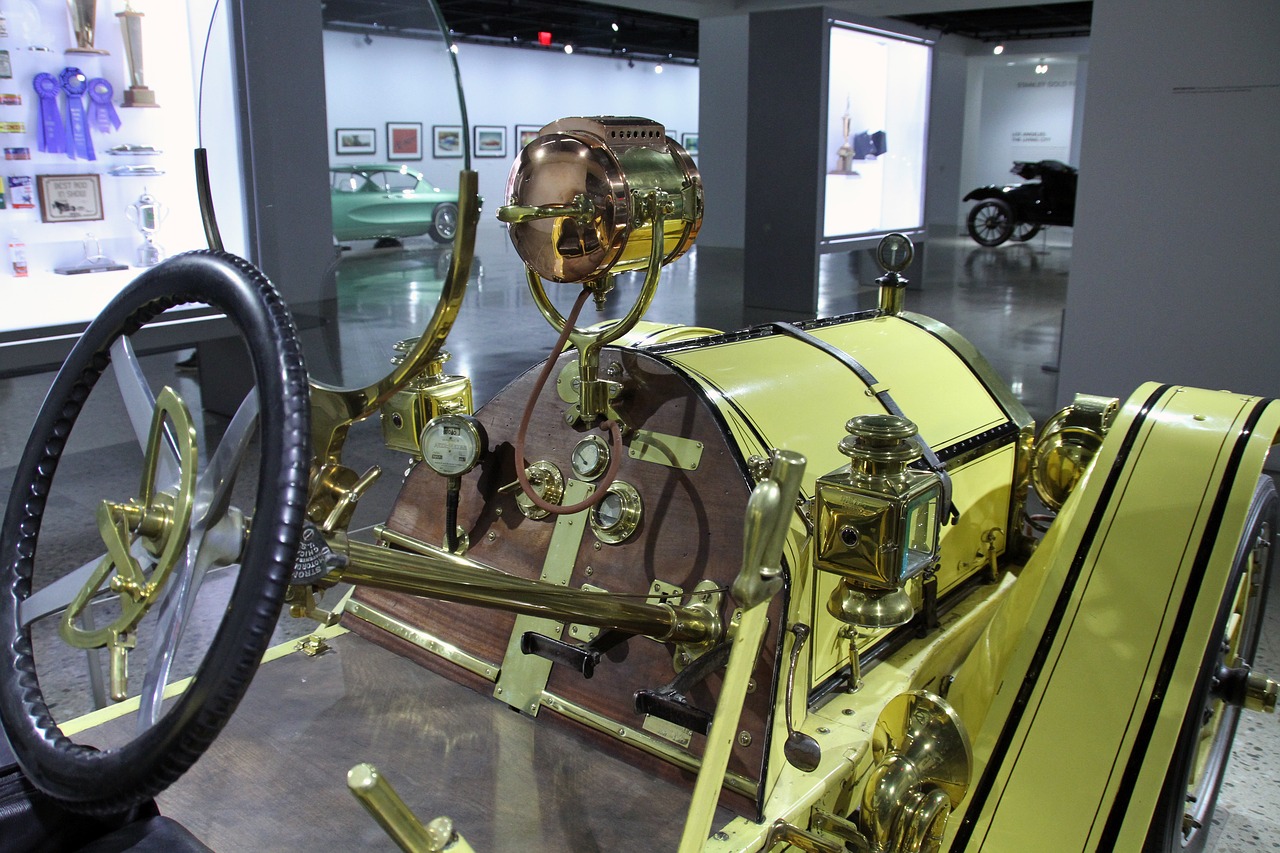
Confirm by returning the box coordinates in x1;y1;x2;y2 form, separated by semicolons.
330;163;459;244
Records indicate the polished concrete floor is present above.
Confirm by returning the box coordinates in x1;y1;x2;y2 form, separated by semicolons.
1;224;1277;850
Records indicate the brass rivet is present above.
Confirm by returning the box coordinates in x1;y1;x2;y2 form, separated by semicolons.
817;726;830;735
585;565;594;576
737;731;753;747
842;708;854;716
487;531;497;541
746;679;756;694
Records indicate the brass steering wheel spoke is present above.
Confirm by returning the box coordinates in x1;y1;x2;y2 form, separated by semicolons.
59;387;199;664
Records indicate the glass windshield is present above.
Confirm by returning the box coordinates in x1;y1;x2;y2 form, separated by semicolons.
310;0;476;391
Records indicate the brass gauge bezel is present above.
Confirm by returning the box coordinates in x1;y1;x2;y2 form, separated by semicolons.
876;232;914;273
419;414;485;477
590;481;642;544
571;434;611;481
516;460;566;520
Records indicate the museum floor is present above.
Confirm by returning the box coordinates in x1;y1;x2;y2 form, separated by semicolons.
0;225;1276;850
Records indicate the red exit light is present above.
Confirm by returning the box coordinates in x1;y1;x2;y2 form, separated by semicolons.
537;31;552;46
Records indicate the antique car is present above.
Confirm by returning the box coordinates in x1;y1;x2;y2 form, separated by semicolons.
0;0;1275;841
331;163;460;245
0;108;1276;853
964;159;1078;247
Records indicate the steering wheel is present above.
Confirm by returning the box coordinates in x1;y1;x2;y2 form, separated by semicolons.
0;251;309;813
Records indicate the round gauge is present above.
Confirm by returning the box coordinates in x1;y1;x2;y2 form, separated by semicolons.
590;481;642;544
875;233;914;274
571;434;611;481
419;414;485;477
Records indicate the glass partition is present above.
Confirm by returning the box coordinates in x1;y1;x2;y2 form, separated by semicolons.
310;0;474;390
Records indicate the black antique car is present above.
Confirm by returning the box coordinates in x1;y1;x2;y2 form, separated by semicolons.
964;159;1078;246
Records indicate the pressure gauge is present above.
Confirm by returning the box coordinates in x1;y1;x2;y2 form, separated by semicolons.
590;481;642;544
420;414;485;477
571;434;611;481
875;233;914;274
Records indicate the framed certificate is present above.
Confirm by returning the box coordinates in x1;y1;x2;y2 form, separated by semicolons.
37;174;104;223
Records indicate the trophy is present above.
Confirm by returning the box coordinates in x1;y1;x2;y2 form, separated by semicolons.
126;189;167;266
116;2;157;107
66;0;108;55
832;96;855;175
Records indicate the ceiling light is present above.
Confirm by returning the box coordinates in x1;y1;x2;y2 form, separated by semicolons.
993;44;1004;55
611;22;619;32
564;44;573;54
654;62;663;74
1035;64;1048;74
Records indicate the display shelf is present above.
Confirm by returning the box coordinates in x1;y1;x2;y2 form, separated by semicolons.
0;1;208;369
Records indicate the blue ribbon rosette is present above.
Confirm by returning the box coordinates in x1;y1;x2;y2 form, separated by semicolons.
86;78;121;134
61;67;96;161
33;73;66;154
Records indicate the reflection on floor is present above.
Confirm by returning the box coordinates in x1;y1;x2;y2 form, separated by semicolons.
0;225;1275;850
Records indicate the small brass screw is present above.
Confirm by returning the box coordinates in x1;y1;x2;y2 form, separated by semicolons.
737;731;753;747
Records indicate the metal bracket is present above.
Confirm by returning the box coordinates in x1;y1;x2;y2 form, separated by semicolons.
494;479;593;714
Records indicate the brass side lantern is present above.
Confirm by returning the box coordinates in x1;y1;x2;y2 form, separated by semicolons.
815;414;943;628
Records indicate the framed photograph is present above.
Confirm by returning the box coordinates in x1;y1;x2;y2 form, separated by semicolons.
432;125;462;158
515;124;541;151
334;127;376;156
37;174;103;223
386;122;423;160
474;125;506;158
681;132;699;157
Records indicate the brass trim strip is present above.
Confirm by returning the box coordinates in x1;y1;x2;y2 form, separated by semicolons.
495;480;594;713
345;598;500;682
537;691;759;800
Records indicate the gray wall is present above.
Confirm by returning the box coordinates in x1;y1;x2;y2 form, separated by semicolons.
1056;0;1280;403
743;7;827;312
697;14;750;249
924;41;968;236
230;0;334;309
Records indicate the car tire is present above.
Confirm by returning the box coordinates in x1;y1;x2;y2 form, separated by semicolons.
429;202;459;244
1012;221;1041;242
1144;475;1276;852
966;199;1015;247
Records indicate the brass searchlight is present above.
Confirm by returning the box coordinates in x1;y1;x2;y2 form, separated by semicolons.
815;414;943;628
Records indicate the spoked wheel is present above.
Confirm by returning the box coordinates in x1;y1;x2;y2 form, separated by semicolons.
0;251;309;814
966;199;1015;247
1146;476;1276;851
1012;221;1041;242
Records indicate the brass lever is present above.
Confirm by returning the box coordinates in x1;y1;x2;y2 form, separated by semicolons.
497;192;594;225
347;763;474;853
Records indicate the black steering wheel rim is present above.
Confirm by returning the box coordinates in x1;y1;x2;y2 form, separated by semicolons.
0;251;309;814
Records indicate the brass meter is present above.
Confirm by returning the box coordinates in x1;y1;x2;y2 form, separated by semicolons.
814;414;943;628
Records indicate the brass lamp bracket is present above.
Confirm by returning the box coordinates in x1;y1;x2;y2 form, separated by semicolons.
522;191;668;425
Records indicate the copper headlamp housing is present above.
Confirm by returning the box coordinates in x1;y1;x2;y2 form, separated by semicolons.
501;117;702;284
